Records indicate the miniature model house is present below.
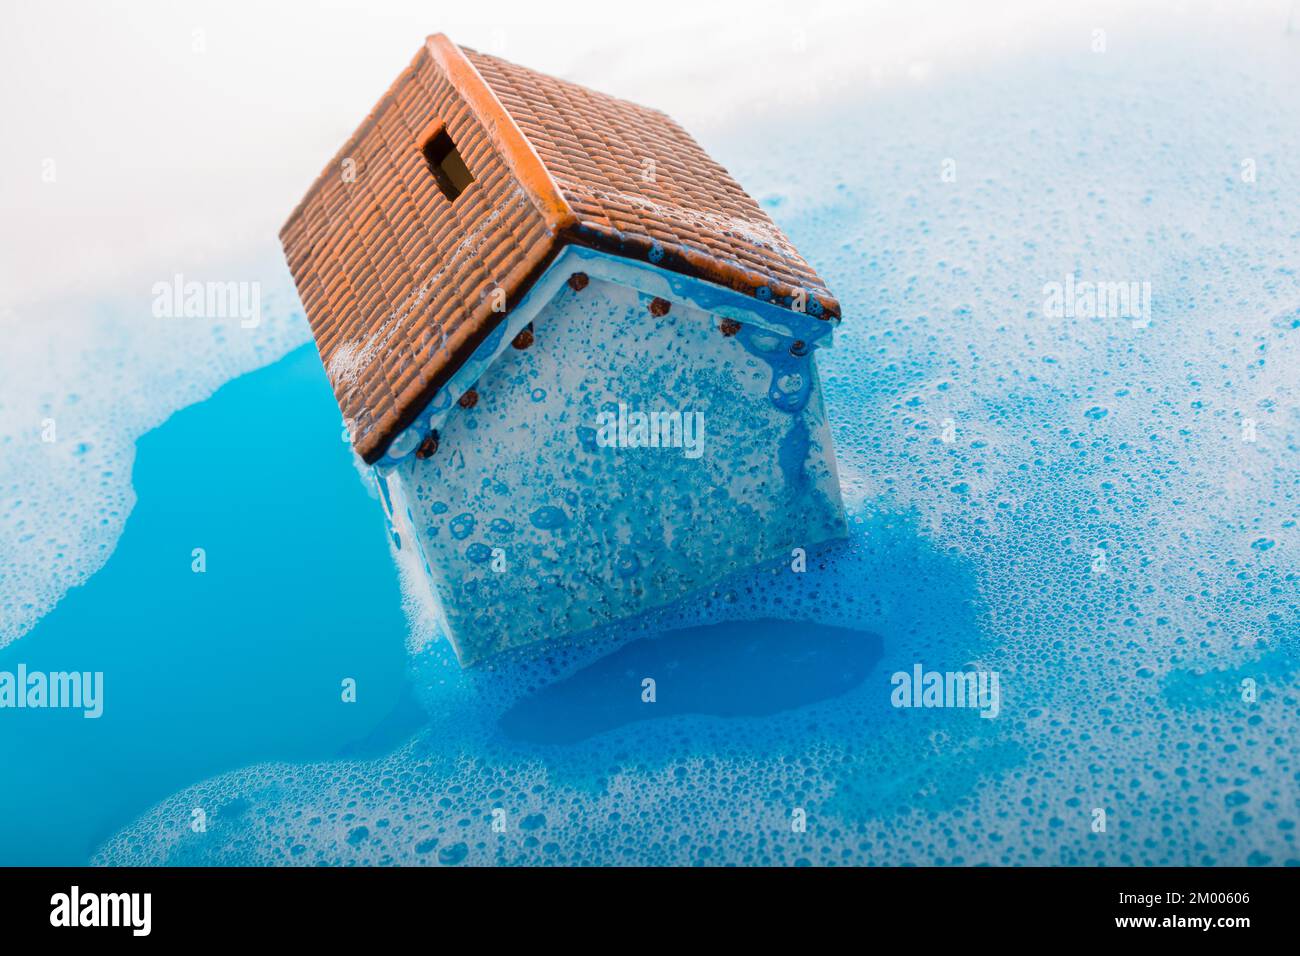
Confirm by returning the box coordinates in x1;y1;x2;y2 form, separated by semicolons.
281;35;846;665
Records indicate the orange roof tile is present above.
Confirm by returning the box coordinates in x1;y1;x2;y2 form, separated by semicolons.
281;34;840;463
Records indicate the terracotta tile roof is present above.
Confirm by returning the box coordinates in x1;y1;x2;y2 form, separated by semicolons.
280;34;840;463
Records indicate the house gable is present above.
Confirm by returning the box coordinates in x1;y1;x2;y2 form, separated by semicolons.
375;245;838;469
281;34;840;464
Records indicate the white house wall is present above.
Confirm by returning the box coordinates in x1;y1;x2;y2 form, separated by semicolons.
382;265;846;665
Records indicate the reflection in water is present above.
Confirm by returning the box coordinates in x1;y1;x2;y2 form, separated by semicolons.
499;617;883;745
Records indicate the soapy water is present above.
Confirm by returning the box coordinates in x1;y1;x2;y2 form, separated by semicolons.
93;515;984;866
498;619;884;746
5;16;1300;865
0;346;416;864
92;26;1300;867
0;250;309;647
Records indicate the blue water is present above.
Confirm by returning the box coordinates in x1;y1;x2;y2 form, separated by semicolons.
5;26;1300;867
0;346;416;864
499;619;883;745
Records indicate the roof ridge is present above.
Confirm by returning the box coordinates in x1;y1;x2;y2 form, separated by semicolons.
424;34;576;238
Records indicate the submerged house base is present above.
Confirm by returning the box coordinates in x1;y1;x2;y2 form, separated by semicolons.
376;248;846;665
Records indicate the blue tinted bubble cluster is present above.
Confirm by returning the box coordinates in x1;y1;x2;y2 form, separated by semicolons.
96;29;1299;867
